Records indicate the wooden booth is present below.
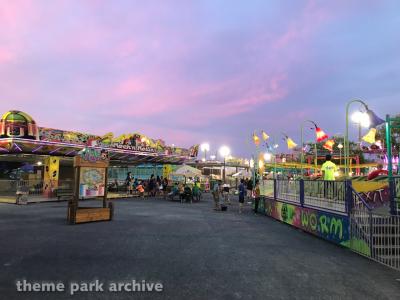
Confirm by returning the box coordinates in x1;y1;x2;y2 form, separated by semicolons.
67;148;114;224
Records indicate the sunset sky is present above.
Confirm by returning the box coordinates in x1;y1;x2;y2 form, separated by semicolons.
0;0;399;157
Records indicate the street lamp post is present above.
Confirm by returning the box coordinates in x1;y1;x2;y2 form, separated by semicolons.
345;99;384;177
219;146;230;184
269;137;279;179
200;143;210;162
338;143;343;167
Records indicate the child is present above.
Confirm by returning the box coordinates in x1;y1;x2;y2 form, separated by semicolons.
136;181;145;198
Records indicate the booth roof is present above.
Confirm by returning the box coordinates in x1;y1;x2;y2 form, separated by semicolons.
0;138;194;165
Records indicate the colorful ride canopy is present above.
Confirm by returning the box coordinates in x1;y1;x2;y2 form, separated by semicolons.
0;110;198;163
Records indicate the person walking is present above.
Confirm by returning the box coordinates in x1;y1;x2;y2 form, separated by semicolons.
212;180;221;211
253;180;260;214
223;182;231;204
238;179;245;213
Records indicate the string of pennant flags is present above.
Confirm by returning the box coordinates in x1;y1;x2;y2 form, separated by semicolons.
252;126;377;152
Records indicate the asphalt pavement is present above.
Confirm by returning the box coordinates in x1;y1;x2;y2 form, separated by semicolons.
0;194;399;300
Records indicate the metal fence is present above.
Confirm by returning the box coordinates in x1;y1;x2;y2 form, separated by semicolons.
350;187;400;271
393;176;400;214
267;179;347;213
0;180;43;197
260;179;274;198
275;179;300;204
303;180;347;213
0;179;74;201
349;188;372;257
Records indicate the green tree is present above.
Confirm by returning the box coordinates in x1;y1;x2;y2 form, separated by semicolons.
376;114;400;154
303;135;365;164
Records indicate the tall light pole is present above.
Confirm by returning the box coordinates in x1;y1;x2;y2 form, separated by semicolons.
345;99;384;177
219;146;230;183
271;138;279;178
338;143;343;167
200;143;210;162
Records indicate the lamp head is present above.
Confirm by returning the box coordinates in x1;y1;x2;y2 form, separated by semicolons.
263;152;272;161
200;143;210;152
315;127;328;142
219;146;230;158
351;111;370;128
249;159;254;168
366;109;385;128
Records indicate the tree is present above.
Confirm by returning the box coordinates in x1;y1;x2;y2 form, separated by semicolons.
376;114;400;155
303;135;365;164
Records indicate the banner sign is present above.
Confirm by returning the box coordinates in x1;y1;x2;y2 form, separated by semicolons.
79;167;106;198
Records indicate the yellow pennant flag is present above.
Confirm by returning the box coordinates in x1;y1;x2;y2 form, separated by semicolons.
323;139;335;152
362;128;376;144
287;137;297;149
252;132;260;146
261;131;270;141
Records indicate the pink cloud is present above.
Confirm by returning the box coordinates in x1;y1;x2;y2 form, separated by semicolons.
114;77;146;97
115;40;137;58
0;48;15;64
274;0;332;49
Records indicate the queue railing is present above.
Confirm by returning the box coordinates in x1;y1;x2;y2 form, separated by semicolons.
303;180;347;213
275;179;301;204
263;179;348;214
392;176;400;214
350;185;400;270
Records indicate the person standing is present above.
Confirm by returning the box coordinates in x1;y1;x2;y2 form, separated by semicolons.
162;177;169;199
238;179;245;213
321;154;338;200
246;178;253;201
205;178;210;193
321;154;338;181
136;181;145;198
156;175;162;196
149;174;156;197
125;172;133;196
253;180;260;214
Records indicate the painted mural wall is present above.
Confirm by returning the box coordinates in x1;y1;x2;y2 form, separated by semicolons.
264;198;350;246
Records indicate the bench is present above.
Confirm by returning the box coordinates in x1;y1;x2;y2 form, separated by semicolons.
56;189;74;200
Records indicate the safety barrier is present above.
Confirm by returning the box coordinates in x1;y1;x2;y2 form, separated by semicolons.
350;186;400;270
393;176;400;214
0;179;74;202
275;179;300;204
303;180;347;213
261;179;399;271
262;179;348;214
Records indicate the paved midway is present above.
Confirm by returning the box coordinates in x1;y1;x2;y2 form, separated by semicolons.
0;195;399;300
